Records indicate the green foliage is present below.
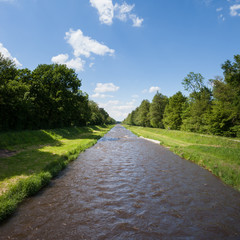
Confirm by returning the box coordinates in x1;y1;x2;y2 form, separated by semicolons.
136;100;151;127
0;53;115;131
208;55;240;137
125;125;240;191
163;91;186;130
149;92;168;128
88;101;115;125
181;87;212;133
182;72;204;93
0;125;113;221
124;53;240;138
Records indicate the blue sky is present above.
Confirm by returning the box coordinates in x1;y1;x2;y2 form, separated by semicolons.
1;0;240;121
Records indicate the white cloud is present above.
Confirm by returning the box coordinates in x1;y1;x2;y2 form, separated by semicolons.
0;43;22;67
65;29;114;58
94;83;119;93
218;14;225;21
130;14;144;27
90;0;114;25
51;53;69;63
216;7;223;12
89;62;94;68
98;99;137;121
149;86;160;93
52;29;114;72
114;2;134;21
132;94;139;98
51;54;85;72
230;4;240;16
90;0;143;27
91;93;113;98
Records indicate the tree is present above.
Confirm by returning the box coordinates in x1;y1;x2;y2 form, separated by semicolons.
136;100;151;127
149;92;168;128
181;72;212;133
0;53;32;130
30;64;82;128
181;87;212;133
163;91;186;130
208;55;240;136
182;72;204;93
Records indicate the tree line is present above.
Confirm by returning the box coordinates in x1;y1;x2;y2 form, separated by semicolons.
0;53;115;131
123;54;240;137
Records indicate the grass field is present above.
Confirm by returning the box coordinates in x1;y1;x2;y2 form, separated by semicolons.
0;125;113;221
124;125;240;191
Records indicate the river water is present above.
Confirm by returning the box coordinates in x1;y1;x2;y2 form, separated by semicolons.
1;125;240;239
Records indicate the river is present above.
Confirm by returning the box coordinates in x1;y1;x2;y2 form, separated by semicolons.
1;125;240;239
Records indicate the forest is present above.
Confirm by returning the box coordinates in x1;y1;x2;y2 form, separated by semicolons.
123;54;240;138
0;53;115;131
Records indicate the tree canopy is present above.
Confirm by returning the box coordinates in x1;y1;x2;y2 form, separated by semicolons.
123;54;240;137
0;53;115;131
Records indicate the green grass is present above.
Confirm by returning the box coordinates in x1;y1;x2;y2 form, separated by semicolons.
0;125;114;222
123;125;240;191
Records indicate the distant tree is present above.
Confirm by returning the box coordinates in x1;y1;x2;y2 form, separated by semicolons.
124;108;140;126
208;55;240;136
181;87;212;133
149;92;168;128
163;91;186;130
136;100;151;127
182;72;205;93
181;72;212;133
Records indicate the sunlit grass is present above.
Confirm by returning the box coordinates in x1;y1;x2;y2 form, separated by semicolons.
0;125;113;221
124;125;240;191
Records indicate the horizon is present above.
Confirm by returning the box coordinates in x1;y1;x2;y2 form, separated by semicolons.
1;0;240;121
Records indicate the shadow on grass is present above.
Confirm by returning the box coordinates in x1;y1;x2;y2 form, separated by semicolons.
45;125;108;140
0;125;112;222
0;125;109;183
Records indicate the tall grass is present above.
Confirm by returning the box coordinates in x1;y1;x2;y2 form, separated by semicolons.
0;125;113;222
124;125;240;191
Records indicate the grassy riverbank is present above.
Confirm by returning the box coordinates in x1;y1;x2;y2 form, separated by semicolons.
124;125;240;191
0;125;113;221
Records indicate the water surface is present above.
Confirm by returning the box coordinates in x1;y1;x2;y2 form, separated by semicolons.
1;125;240;239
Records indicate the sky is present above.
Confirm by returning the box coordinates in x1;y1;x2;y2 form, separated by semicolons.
1;0;240;121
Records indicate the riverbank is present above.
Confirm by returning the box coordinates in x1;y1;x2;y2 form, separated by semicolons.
124;125;240;191
0;125;114;221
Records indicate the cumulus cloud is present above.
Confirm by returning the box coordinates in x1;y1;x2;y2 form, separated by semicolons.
216;7;223;12
89;62;94;68
90;0;114;25
130;14;144;27
98;99;137;121
65;29;114;58
51;54;85;72
51;29;114;72
230;4;240;16
149;86;160;93
90;0;143;27
91;93;113;98
91;83;119;99
114;2;134;21
0;43;22;67
94;83;119;93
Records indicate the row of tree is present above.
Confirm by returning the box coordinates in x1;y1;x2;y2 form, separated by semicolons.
123;54;240;137
0;53;115;131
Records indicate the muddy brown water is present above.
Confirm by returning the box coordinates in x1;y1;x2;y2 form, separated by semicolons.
1;125;240;239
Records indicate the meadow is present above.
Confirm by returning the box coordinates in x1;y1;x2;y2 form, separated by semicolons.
0;125;113;221
124;125;240;191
